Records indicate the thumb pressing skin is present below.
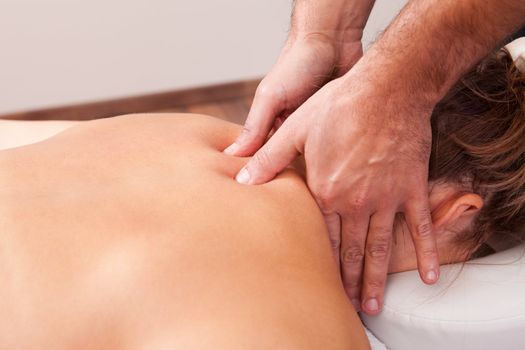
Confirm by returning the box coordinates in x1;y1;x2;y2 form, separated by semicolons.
235;121;302;185
224;86;282;157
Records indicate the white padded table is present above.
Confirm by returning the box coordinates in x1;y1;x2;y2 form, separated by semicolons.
362;244;525;350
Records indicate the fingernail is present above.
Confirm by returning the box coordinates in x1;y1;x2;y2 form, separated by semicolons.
224;142;239;155
364;298;379;313
426;269;438;283
235;168;251;184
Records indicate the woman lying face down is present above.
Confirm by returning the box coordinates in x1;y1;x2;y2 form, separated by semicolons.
0;46;522;349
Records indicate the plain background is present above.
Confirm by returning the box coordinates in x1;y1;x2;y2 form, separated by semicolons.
0;0;407;114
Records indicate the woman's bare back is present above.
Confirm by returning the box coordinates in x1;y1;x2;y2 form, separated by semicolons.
0;114;369;349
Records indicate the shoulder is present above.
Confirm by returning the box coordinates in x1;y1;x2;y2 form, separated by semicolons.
72;113;242;147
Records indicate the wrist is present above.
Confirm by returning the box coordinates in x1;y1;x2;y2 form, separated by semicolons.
339;63;436;122
342;48;442;113
290;0;374;43
288;28;363;49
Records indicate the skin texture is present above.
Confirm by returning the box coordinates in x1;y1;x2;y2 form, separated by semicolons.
225;0;525;315
0;114;485;348
0;114;371;350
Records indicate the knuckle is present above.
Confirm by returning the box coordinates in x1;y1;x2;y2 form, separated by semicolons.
256;81;281;102
365;278;385;291
314;185;338;209
420;246;438;260
313;178;339;208
370;224;393;238
241;125;254;137
253;147;273;168
241;125;266;142
366;237;390;260
342;246;365;265
414;220;433;238
344;279;362;290
329;237;341;251
349;194;368;214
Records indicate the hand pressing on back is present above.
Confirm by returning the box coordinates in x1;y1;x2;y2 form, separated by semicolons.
224;32;363;157
228;66;440;315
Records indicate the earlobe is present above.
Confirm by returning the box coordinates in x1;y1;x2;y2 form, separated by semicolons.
432;193;483;229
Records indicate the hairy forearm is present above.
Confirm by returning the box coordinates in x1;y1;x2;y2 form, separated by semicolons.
351;0;525;109
290;0;376;41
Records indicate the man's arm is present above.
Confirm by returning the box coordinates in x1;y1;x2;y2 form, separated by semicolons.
359;0;525;107
225;0;375;157
234;0;525;315
291;0;375;33
290;0;375;72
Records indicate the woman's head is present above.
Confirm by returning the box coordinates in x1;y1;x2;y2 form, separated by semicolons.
389;41;525;273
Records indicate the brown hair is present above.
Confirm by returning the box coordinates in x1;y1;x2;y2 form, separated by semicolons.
430;46;525;256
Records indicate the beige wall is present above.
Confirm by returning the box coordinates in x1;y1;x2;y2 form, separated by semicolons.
0;0;406;114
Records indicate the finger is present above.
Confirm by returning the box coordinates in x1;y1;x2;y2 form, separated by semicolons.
273;115;286;132
360;210;395;315
224;82;283;157
340;214;369;311
235;120;303;185
322;211;341;272
404;195;440;285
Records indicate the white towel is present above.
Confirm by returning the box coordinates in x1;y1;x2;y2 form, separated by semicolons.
365;326;388;350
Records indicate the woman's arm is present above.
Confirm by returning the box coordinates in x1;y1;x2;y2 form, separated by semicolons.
0;119;78;150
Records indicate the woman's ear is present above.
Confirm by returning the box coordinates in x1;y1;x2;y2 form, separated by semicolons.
432;193;484;230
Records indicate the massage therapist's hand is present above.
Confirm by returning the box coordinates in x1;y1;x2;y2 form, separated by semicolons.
228;67;440;315
224;33;363;156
